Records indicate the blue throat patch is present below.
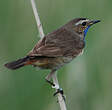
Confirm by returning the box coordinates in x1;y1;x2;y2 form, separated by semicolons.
83;26;90;40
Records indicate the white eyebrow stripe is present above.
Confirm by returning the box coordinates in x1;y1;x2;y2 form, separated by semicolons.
75;19;89;26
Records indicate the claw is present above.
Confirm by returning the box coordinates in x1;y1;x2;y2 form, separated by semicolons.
53;88;64;96
53;88;66;101
45;79;55;87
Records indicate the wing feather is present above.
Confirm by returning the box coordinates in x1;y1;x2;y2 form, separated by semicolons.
28;28;83;57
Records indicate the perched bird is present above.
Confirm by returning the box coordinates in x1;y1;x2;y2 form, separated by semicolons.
4;18;100;86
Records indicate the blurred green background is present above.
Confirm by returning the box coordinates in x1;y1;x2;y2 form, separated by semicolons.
0;0;112;110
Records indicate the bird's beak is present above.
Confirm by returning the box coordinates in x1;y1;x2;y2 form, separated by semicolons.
89;20;101;26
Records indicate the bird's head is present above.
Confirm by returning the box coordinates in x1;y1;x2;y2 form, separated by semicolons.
66;18;100;40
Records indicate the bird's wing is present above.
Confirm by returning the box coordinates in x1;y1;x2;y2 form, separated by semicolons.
28;28;83;57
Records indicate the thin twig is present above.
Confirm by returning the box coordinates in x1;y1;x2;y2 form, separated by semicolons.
52;72;67;110
30;0;44;38
30;0;67;110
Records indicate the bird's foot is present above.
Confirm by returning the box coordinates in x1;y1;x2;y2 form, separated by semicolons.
45;79;60;89
45;79;55;87
45;76;65;101
53;88;63;96
53;88;66;101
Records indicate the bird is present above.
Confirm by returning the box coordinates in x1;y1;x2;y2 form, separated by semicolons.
4;18;100;86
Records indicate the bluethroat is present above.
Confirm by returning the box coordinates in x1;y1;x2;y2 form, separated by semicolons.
4;18;100;87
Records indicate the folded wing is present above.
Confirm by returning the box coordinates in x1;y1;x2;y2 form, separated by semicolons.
28;28;83;57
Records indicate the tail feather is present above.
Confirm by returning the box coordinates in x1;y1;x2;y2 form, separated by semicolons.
4;56;29;70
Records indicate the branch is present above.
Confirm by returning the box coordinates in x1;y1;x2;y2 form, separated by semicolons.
30;0;44;38
52;72;67;110
30;0;67;110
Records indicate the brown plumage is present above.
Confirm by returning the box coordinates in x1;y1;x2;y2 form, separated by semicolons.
4;18;100;80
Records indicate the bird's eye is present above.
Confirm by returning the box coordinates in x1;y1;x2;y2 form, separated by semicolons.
82;22;87;26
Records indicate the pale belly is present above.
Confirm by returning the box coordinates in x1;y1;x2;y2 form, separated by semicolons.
32;57;73;70
32;49;84;70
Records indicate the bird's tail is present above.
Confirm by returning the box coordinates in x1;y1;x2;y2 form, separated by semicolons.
4;56;30;70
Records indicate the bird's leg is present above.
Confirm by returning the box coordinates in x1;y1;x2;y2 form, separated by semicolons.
53;88;63;96
45;70;66;101
52;73;66;101
53;88;66;101
45;70;56;87
45;70;60;89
